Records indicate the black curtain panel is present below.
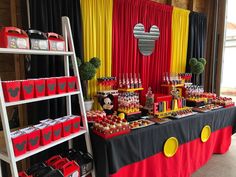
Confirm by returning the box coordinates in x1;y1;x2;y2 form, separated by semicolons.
26;0;84;163
186;12;207;85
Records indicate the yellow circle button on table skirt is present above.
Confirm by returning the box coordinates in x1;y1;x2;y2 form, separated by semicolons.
201;125;211;143
163;137;179;157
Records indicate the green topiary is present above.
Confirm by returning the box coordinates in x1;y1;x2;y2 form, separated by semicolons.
189;58;198;67
90;57;101;68
191;62;204;74
79;62;96;81
77;57;101;100
199;58;206;65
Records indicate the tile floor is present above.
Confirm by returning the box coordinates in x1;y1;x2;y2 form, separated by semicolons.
192;134;236;177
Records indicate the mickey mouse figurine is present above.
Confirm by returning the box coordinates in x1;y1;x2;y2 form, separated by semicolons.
99;94;114;115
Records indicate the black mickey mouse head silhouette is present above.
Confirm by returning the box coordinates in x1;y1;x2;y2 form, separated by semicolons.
44;132;51;141
24;85;33;94
29;136;39;146
36;84;45;93
68;82;75;89
15;141;26;151
48;83;55;91
59;83;66;90
54;129;61;137
8;88;19;97
133;23;160;56
64;125;71;133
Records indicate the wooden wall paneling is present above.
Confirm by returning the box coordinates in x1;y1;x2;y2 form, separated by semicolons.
215;0;227;95
167;0;190;9
152;0;168;4
193;0;206;13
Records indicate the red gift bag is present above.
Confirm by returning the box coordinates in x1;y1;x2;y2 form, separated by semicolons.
2;81;21;102
69;116;81;133
11;131;27;156
45;78;57;96
55;117;72;137
34;124;52;146
21;127;40;151
67;76;78;92
21;80;35;100
34;79;46;97
57;77;67;94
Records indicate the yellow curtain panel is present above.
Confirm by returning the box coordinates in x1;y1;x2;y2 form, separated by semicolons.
80;0;113;101
170;7;190;73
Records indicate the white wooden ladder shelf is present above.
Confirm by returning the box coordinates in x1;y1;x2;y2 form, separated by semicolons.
0;16;95;177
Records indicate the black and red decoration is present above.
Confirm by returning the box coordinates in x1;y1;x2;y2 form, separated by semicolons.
11;115;81;157
1;76;78;102
19;149;92;177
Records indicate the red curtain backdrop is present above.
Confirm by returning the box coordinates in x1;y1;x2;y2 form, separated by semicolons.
112;0;173;102
110;126;232;177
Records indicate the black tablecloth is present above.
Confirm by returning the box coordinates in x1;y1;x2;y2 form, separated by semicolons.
91;107;236;177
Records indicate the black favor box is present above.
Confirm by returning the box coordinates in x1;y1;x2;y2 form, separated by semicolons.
27;29;49;50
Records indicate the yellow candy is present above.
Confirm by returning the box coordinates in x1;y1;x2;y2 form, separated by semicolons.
118;113;125;119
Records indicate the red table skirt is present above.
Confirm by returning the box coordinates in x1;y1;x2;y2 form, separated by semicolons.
110;126;232;177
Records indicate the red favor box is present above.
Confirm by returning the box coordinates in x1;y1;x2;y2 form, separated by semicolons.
34;79;46;97
67;76;78;92
51;158;69;169
41;119;62;141
45;155;62;166
21;127;40;151
0;27;30;49
69;116;81;133
47;32;65;51
11;131;27;157
56;117;72;137
34;124;52;146
18;171;32;177
45;78;57;96
56;77;67;94
2;81;21;102
21;80;35;100
60;161;80;177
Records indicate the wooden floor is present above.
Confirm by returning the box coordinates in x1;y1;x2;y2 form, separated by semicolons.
192;134;236;177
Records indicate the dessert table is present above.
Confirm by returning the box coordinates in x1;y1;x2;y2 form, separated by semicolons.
91;107;236;177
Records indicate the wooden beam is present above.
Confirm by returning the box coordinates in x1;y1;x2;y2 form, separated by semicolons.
188;0;194;11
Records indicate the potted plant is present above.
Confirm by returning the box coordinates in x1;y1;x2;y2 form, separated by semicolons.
78;57;101;111
189;57;207;85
